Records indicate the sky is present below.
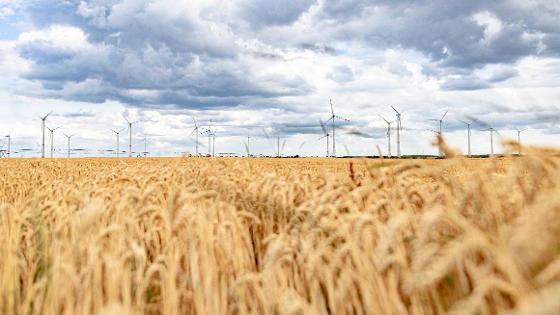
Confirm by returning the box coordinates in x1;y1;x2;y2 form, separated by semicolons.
1;0;560;157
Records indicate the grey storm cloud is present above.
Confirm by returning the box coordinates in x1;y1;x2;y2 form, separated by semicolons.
317;0;560;69
238;0;317;29
16;0;316;110
12;0;560;118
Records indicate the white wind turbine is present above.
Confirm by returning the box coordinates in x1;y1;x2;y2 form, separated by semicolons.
63;133;75;158
459;120;473;157
515;128;526;156
190;118;201;156
318;120;330;157
5;134;11;158
39;111;53;158
326;99;350;157
391;106;403;157
201;122;214;157
378;115;393;157
46;125;61;158
124;117;138;157
111;128;125;158
245;132;251;157
481;126;499;157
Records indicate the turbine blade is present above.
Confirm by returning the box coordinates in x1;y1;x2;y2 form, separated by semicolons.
378;114;389;124
441;110;448;121
330;99;334;116
465;115;490;128
319;120;327;135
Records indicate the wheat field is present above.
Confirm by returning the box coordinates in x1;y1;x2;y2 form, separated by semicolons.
1;143;559;315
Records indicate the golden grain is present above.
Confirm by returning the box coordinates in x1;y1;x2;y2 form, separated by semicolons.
0;150;559;314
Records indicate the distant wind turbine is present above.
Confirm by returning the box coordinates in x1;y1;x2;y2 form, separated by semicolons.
63;133;75;158
5;134;11;158
459;120;473;157
39;111;53;158
190;118;200;156
378;115;393;157
318;120;330;157
111;128;125;158
481;126;499;157
46;126;60;158
391;106;403;157
124;117;138;157
326;99;350;157
515;128;526;156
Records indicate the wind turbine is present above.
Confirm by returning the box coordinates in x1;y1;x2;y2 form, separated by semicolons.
124;117;138;158
5;134;10;158
63;133;75;158
111;128;125;158
201;122;214;157
190;118;200;156
39;111;53;158
213;132;216;157
46;126;60;158
516;129;527;156
326;99;350;157
481;126;499;157
246;133;251;157
378;115;393;157
318;120;330;157
391;106;402;157
429;110;449;157
143;136;148;157
459;120;473;157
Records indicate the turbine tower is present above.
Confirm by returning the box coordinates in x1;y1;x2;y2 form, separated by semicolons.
46;126;60;158
63;133;75;158
459;120;472;157
391;106;402;157
319;120;330;157
111;128;125;158
190;118;200;156
124;118;137;157
326;99;350;157
5;134;10;158
39;111;52;158
246;133;251;157
143;136;148;157
378;115;393;157
516;128;526;156
483;127;497;157
210;131;216;157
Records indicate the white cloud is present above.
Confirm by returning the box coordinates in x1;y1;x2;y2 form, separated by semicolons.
472;11;504;44
18;25;90;51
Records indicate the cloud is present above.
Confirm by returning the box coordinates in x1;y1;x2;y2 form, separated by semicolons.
315;0;560;71
12;0;318;110
237;0;316;29
327;65;354;84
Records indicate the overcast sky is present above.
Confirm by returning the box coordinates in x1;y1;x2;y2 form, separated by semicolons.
1;0;559;157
